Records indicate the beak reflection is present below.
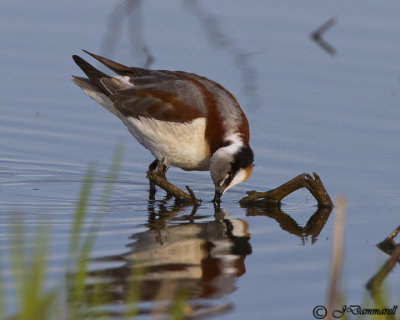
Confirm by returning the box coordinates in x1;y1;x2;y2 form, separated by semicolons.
213;190;223;203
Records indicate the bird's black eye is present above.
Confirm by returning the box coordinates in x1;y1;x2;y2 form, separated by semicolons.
231;146;254;173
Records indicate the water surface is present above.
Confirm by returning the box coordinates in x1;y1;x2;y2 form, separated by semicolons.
1;0;400;319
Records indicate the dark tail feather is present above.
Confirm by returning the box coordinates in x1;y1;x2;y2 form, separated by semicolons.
82;50;151;77
72;55;110;95
82;50;134;76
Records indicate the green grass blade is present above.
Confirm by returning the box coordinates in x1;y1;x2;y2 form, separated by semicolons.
8;212;27;317
169;289;188;320
123;265;145;320
67;166;95;268
4;147;124;320
68;146;123;319
69;232;97;319
22;223;49;318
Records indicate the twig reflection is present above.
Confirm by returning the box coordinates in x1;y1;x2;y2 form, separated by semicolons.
101;0;259;108
310;18;337;56
183;0;260;108
100;0;154;68
242;201;332;244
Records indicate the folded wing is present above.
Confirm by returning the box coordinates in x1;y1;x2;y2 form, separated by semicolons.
72;51;207;123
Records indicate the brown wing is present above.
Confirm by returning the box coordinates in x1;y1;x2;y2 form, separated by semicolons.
73;51;207;122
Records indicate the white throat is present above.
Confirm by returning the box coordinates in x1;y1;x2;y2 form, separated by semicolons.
224;168;248;193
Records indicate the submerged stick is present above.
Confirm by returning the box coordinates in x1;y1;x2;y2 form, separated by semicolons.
240;172;333;208
146;160;200;205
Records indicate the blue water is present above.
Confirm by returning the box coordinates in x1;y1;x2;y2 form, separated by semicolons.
1;0;400;319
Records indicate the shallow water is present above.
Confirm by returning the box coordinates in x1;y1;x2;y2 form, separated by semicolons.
1;0;400;319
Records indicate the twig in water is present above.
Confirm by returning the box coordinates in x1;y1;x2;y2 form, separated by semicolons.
376;225;400;256
367;226;400;293
240;172;333;208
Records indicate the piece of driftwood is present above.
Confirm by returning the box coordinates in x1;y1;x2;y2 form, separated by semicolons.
366;243;400;292
366;225;400;292
240;172;333;208
376;225;400;257
146;160;200;205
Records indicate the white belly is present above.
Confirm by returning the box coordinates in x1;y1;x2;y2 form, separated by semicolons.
123;116;211;171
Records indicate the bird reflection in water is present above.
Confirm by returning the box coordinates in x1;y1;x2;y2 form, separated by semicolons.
72;198;332;318
78;204;252;318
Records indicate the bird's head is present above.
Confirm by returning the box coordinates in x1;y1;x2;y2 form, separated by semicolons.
210;143;254;203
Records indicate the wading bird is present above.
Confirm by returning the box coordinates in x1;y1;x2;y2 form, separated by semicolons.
72;51;253;203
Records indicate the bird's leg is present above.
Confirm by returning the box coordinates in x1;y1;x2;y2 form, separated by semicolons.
240;172;333;208
148;158;169;200
146;158;200;205
148;159;160;199
155;158;168;178
148;159;159;171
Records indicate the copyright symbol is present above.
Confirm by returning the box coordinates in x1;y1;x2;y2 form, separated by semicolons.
313;305;327;319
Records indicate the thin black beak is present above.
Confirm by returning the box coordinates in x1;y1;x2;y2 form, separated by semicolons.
213;190;222;204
